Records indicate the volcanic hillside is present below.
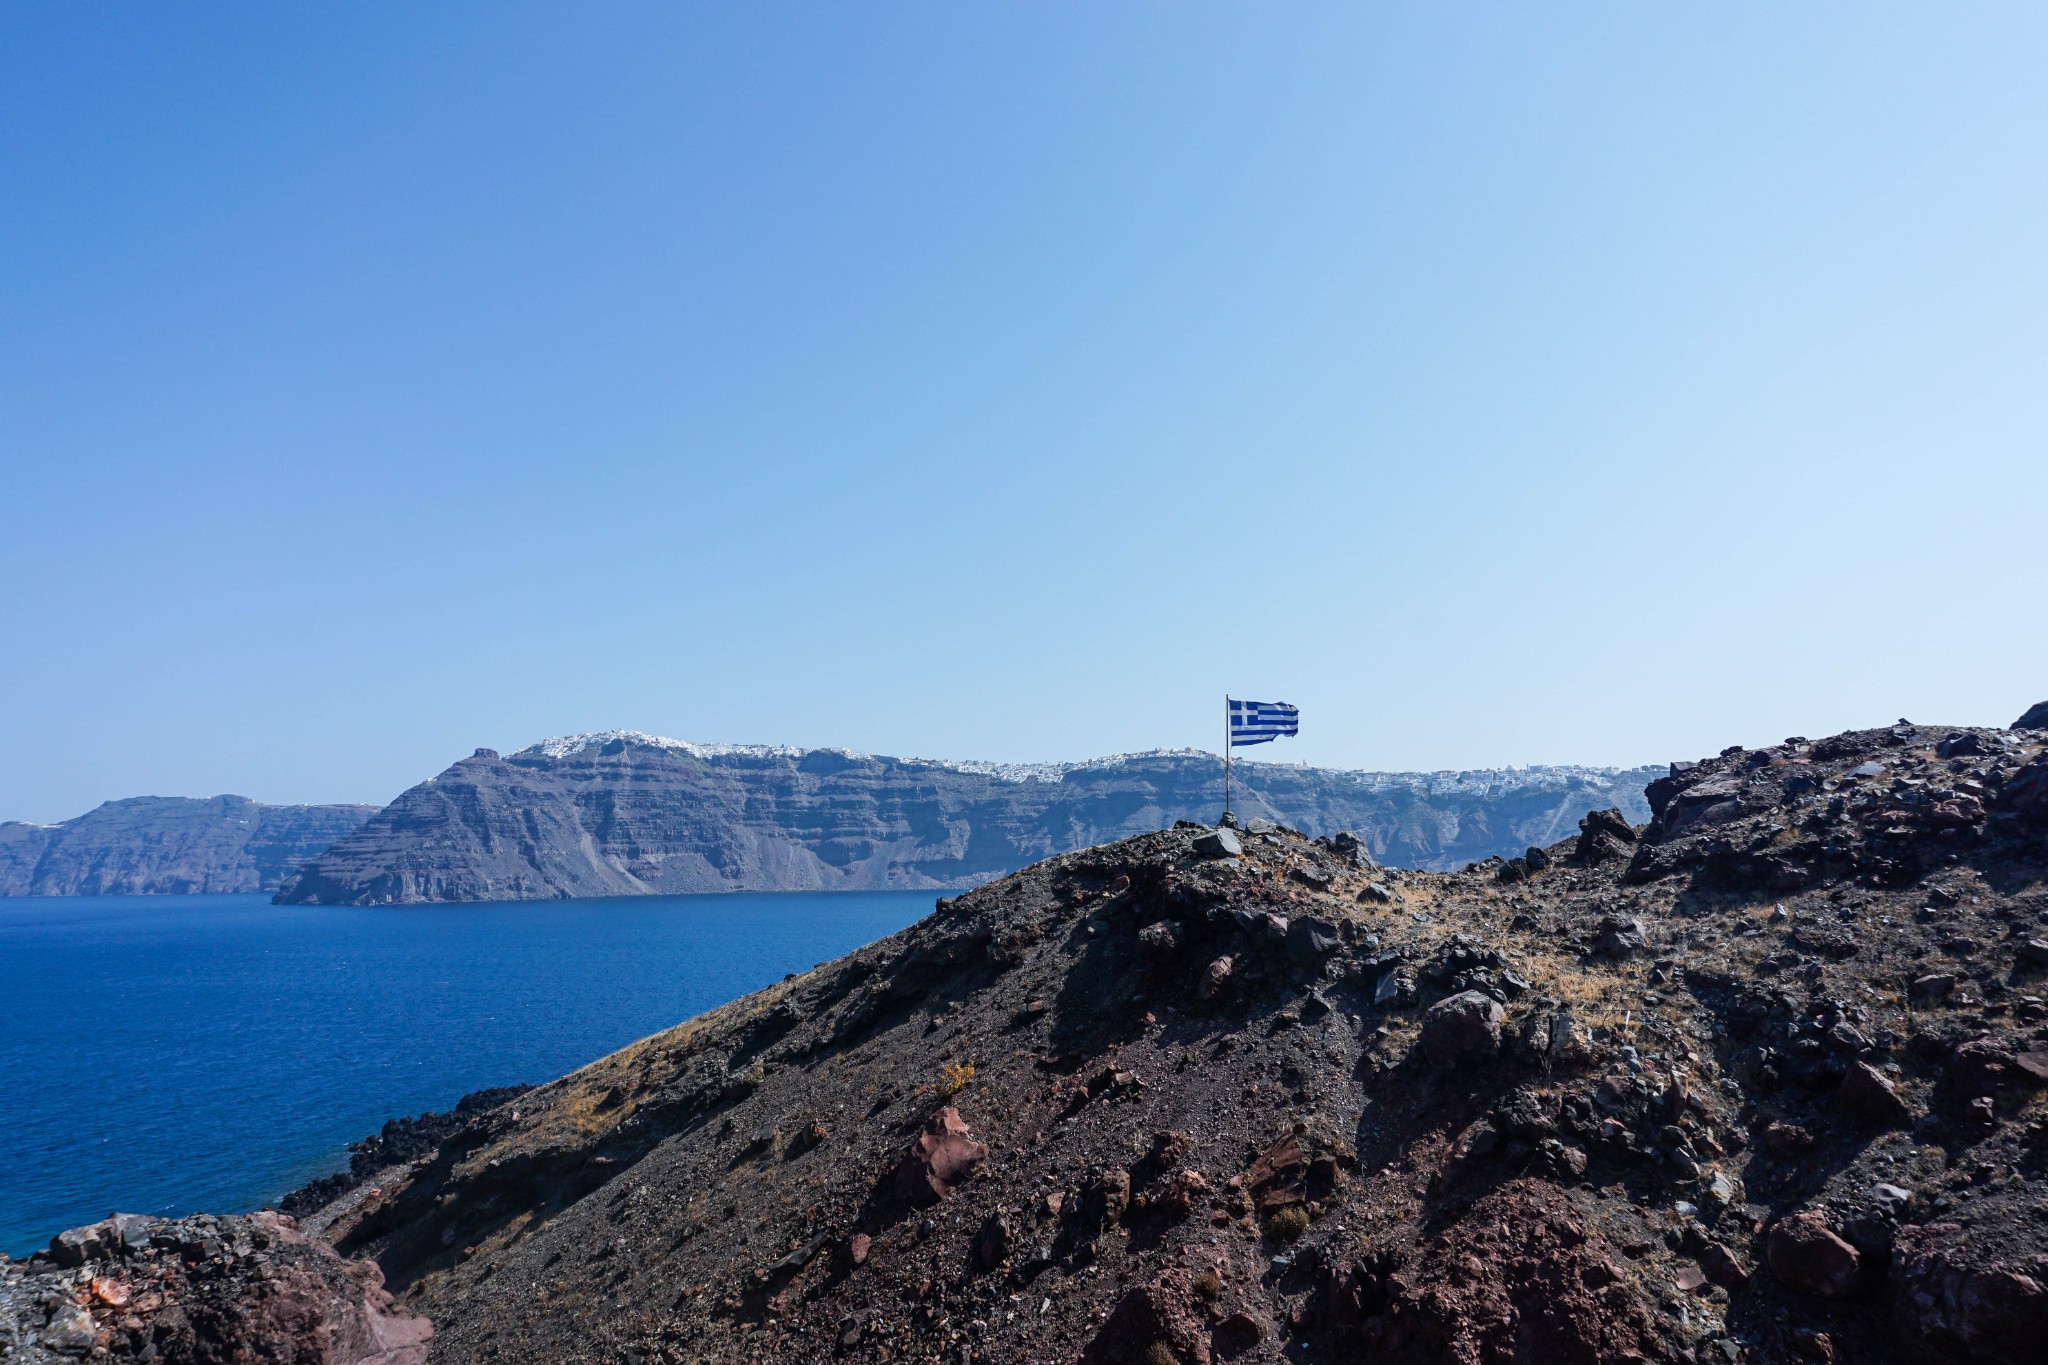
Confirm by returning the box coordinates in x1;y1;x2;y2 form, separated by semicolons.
14;711;2048;1365
283;713;2048;1365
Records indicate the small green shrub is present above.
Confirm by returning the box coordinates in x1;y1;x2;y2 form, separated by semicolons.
1264;1205;1310;1242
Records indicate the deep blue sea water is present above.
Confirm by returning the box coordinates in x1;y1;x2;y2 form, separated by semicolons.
0;890;933;1258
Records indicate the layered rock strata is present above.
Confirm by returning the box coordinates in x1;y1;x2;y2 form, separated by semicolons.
0;796;376;897
276;734;1657;903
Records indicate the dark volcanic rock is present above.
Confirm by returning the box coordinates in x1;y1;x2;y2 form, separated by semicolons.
0;796;375;897
1892;1223;2048;1365
280;1085;534;1218
1838;1060;1911;1124
1420;989;1506;1068
0;1211;428;1364
273;732;1659;903
229;714;2048;1365
1770;1211;1864;1297
2013;701;2048;730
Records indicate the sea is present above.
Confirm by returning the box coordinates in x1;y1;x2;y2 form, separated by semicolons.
0;889;935;1258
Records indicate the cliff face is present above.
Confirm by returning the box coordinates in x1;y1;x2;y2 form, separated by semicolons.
273;733;1659;904
285;716;2048;1365
0;796;377;897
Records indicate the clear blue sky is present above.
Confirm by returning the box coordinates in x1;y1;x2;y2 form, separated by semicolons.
4;4;2045;822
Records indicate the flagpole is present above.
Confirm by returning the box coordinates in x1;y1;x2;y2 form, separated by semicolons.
1222;694;1232;823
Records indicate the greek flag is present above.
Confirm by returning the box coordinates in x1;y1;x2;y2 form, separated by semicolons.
1228;698;1299;747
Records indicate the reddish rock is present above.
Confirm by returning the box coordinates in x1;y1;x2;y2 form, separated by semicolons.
1768;1211;1863;1298
1081;1165;1131;1227
848;1232;871;1266
1319;1179;1669;1362
1700;1241;1751;1290
1078;1266;1211;1365
1152;1167;1211;1220
1246;1134;1309;1214
1199;955;1234;1001
1891;1223;2048;1364
10;1211;428;1365
1214;1309;1267;1350
892;1107;989;1205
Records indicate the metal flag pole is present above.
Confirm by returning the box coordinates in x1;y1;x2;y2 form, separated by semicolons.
1222;694;1232;823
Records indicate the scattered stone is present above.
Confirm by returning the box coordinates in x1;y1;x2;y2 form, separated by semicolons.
1136;920;1184;963
1839;1060;1912;1124
1214;1309;1267;1350
972;1211;1012;1269
893;1107;989;1205
1287;915;1342;962
1199;955;1234;1001
1289;862;1336;891
1871;1183;1915;1218
1575;808;1639;865
1247;1134;1309;1214
1948;1040;2018;1095
1891;1223;2048;1361
1700;1241;1751;1289
1193;828;1243;859
1768;1211;1863;1297
1420;990;1506;1069
1594;915;1647;958
1910;973;1956;1004
1077;1267;1212;1365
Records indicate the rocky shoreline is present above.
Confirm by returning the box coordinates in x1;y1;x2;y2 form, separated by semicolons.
277;1087;534;1225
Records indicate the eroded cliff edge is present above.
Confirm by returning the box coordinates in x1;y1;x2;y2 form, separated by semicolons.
0;796;376;897
275;734;1658;904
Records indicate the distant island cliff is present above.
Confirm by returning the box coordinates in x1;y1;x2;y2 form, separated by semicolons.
273;732;1659;904
0;796;377;897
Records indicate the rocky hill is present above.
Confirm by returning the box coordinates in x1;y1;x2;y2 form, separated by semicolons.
274;732;1660;904
0;795;377;897
14;706;2048;1364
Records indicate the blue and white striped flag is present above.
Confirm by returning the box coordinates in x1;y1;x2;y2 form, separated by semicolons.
1228;698;1299;747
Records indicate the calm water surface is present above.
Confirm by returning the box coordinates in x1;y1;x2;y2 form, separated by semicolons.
0;890;932;1257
